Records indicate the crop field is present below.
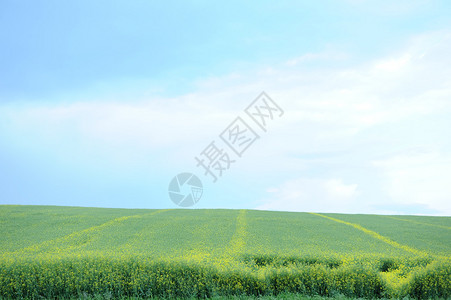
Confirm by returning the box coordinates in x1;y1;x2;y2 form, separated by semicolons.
0;205;450;299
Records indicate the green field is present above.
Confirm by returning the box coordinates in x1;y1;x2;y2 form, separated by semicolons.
0;205;450;299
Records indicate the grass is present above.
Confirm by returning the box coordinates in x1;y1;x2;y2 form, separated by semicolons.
0;205;449;299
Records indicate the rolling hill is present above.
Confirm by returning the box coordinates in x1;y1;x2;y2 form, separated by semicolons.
0;205;449;299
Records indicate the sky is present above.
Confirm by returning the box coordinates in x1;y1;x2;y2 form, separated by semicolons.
1;0;451;215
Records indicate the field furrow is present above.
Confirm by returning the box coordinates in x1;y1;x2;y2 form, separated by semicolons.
309;212;429;257
225;209;248;257
384;215;451;230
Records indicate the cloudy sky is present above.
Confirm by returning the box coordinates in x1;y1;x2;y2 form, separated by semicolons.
1;1;450;215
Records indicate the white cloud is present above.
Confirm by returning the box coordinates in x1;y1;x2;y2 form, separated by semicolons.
285;50;349;66
2;30;450;155
373;151;451;215
256;178;359;213
0;95;236;153
374;53;412;72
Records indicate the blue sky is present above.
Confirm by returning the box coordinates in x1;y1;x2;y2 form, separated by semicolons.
1;1;451;215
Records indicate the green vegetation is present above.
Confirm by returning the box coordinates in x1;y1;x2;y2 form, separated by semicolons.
0;205;449;299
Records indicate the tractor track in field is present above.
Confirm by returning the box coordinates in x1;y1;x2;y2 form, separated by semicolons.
383;215;451;230
225;209;248;257
309;212;430;256
9;209;170;255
